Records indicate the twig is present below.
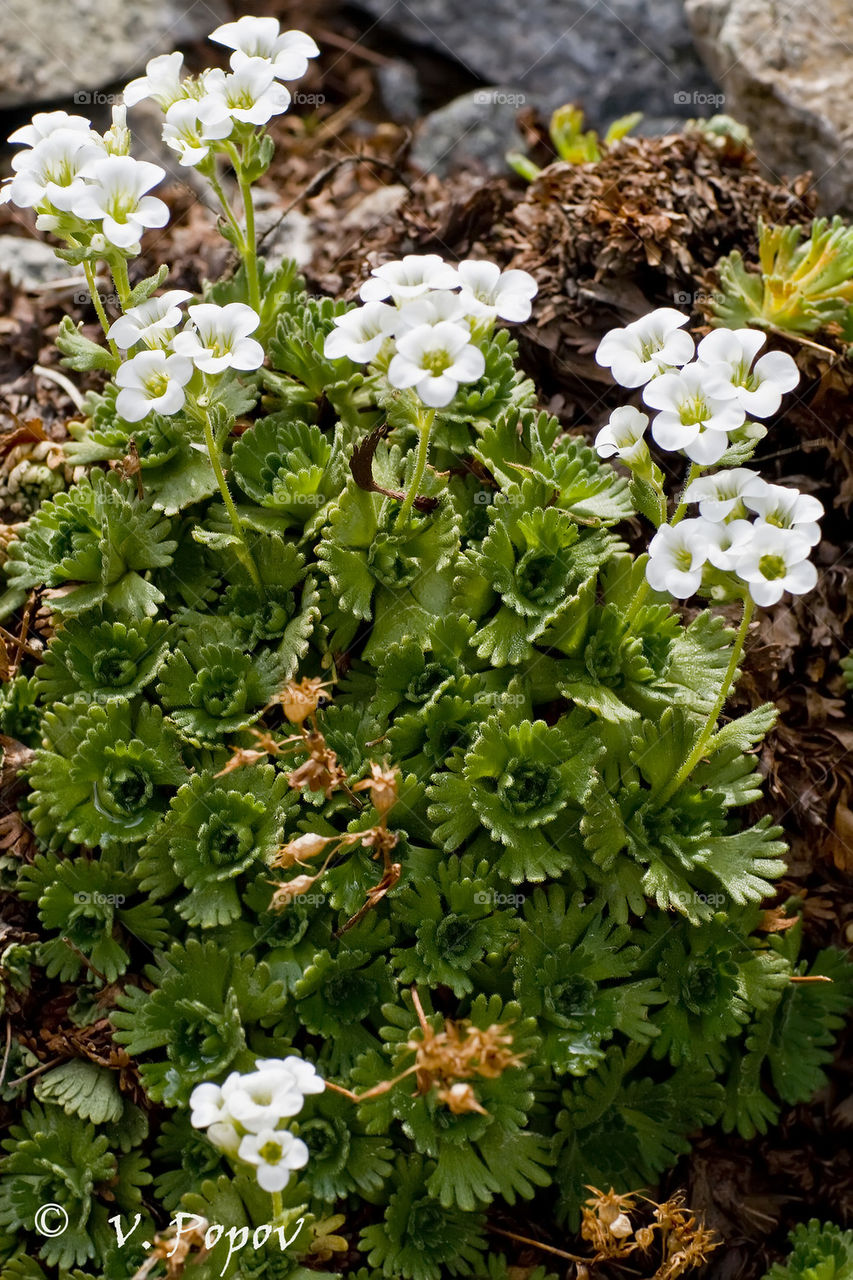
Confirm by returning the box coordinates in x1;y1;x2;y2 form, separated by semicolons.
33;364;86;414
258;154;412;249
7;1056;62;1087
0;1019;12;1091
487;1224;588;1264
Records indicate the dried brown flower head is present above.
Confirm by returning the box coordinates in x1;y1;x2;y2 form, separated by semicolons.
353;761;400;816
279;676;333;725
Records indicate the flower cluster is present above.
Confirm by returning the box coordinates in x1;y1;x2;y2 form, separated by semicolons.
324;254;537;407
190;1056;324;1192
0;108;168;252
114;300;263;421
596;313;799;465
595;310;819;607
125;17;318;168
647;469;821;603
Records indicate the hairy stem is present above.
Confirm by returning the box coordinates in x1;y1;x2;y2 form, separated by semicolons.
239;172;261;313
201;405;262;589
83;260;117;354
657;594;755;804
270;1189;283;1225
394;406;435;531
110;256;132;310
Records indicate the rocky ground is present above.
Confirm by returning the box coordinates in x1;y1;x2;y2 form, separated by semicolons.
0;1;850;1275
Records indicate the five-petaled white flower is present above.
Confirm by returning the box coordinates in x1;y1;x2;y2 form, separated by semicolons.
323;301;397;362
73;155;168;250
359;254;459;304
595;308;694;388
683;468;767;522
697;327;800;418
643;364;744;464
222;1062;310;1132
645;519;710;598
8;111;93;148
237;1127;309;1193
162;98;233;166
203;58;291;127
732;524;817;606
744;483;823;546
594;405;650;466
172;302;264;373
115;350;193;421
107;290;193;350
388;320;485;407
124;52;188;110
210;17;319;81
0;129;100;212
456;259;538;323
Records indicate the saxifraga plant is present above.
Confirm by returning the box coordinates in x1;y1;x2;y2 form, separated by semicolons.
0;17;849;1280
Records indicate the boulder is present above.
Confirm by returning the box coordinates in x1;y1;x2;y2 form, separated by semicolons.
0;0;225;110
352;0;717;125
409;89;527;178
686;0;853;211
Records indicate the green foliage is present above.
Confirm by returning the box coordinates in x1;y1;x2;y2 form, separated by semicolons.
507;102;642;180
763;1220;853;1280
711;216;853;335
3;221;848;1280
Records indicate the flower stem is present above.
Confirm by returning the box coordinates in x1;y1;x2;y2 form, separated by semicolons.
270;1190;284;1225
83;260;117;354
657;594;755;804
205;164;246;247
110;255;132;310
394;407;435;531
238;171;260;313
201;405;263;589
669;461;702;528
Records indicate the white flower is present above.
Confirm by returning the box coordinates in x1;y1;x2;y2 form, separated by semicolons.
744;483;823;546
202;59;291;126
8;111;93;148
323;301;397;362
207;1120;242;1157
388;320;485;408
359;254;459;304
107;290;193;350
124;52;187;110
172;302;264;374
258;1056;325;1099
162;98;233;166
643;364;745;463
0;129;100;212
594;405;649;465
222;1063;307;1132
73;155;169;250
115;350;194;421
190;1077;234;1129
645;518;711;598
683;467;767;522
210;17;319;81
394;290;469;335
237;1127;309;1193
702;518;755;570
596;308;695;387
732;524;817;606
697;327;799;417
456;259;538;323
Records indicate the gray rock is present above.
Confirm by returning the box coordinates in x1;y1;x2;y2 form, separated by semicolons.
686;0;853;211
0;235;86;292
377;61;422;123
0;0;225;110
352;0;717;124
410;88;527;178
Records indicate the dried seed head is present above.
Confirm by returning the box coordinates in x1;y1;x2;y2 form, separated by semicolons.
272;832;332;868
280;676;333;724
353;761;400;816
269;873;318;910
608;1213;633;1239
435;1081;488;1115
